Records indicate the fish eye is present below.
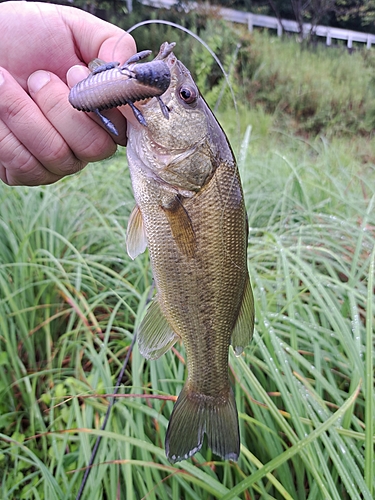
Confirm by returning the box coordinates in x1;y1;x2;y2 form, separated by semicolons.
178;85;198;104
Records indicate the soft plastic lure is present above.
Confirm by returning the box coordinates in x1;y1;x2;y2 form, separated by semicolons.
68;43;175;135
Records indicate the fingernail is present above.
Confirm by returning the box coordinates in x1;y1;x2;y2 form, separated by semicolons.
28;70;51;94
66;65;90;88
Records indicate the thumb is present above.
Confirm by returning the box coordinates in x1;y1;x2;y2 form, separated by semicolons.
60;7;136;65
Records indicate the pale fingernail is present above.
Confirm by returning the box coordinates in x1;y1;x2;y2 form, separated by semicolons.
28;70;51;94
67;65;90;88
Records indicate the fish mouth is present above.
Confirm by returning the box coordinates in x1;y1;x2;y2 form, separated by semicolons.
131;94;170;124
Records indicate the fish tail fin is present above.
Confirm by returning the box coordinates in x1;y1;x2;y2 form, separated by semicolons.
165;384;240;463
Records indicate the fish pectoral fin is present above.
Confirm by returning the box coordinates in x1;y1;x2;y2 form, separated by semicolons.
126;205;148;260
138;298;179;360
231;274;255;356
165;385;240;463
162;197;196;258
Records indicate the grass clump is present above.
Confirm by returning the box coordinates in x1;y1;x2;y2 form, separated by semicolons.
237;30;375;136
1;119;374;498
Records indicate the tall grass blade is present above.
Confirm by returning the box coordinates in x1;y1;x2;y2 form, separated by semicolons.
364;244;375;494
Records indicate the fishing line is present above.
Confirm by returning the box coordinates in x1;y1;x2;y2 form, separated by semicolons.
125;19;241;147
75;331;137;500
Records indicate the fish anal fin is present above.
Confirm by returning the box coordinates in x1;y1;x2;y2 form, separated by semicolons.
138;298;179;360
126;205;148;260
162;197;196;258
165;384;240;463
231;274;255;356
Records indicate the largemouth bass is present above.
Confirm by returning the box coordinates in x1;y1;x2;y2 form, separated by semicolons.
126;42;254;463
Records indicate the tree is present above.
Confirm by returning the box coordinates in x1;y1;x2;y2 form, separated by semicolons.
332;0;375;33
267;0;337;40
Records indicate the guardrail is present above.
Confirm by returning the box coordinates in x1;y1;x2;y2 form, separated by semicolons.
140;0;375;49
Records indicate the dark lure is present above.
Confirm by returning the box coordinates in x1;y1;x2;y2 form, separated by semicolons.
68;43;175;135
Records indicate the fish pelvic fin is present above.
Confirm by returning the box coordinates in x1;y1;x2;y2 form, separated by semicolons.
165;384;240;463
231;274;255;356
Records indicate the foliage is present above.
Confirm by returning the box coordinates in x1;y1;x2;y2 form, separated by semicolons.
212;1;375;35
57;0;375;35
265;0;336;40
237;29;375;136
324;0;375;33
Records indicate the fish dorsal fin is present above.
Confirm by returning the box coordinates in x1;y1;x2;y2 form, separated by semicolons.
162;196;196;258
126;205;148;260
231;275;255;356
138;298;180;360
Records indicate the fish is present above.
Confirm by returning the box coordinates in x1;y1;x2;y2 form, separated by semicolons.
126;42;254;463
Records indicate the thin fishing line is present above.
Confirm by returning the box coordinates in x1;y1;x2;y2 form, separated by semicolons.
75;332;137;500
213;42;241;114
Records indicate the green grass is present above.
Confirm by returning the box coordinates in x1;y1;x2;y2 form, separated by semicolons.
0;113;374;499
237;30;375;136
1;27;375;498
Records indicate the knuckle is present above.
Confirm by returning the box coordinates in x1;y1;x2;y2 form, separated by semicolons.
0;129;32;174
0;95;28;124
76;127;117;162
33;128;66;165
9;155;48;186
45;137;86;175
16;157;46;184
62;158;86;176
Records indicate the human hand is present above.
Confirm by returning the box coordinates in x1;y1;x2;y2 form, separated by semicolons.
0;1;136;186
